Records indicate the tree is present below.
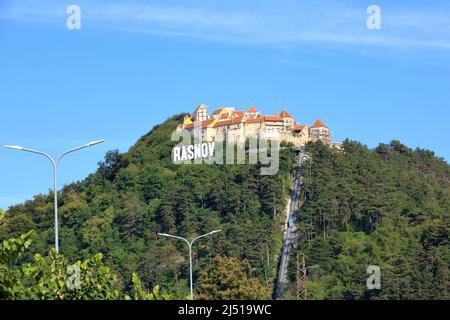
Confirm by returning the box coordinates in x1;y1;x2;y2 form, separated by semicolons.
1;246;119;300
196;256;270;300
124;273;171;300
0;213;119;300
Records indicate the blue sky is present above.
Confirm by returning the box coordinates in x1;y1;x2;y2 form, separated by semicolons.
1;0;449;210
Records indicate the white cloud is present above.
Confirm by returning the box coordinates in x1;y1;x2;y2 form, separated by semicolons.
1;0;450;50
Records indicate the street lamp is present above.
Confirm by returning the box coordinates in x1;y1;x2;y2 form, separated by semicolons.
303;265;318;300
305;265;319;273
3;140;105;253
158;230;222;300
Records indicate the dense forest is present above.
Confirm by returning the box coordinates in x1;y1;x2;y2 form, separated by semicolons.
0;114;294;299
287;140;449;299
1;114;449;299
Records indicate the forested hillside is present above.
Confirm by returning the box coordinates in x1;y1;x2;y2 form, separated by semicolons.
1;114;448;299
0;114;295;298
287;140;449;299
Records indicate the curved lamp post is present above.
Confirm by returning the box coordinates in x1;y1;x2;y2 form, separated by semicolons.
3;140;105;253
158;230;222;300
302;263;319;300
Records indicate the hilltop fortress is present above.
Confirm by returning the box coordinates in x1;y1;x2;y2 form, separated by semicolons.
177;104;337;148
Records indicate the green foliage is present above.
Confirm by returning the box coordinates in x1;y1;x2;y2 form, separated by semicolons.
124;273;171;300
290;140;450;300
196;256;271;300
0;232;119;300
2;114;447;300
0;114;294;299
0;230;35;267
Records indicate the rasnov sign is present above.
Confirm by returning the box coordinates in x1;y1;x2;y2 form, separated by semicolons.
171;128;280;176
172;142;215;162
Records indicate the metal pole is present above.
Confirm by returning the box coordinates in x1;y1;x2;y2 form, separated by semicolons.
188;242;193;300
158;230;221;300
53;161;59;253
3;140;104;254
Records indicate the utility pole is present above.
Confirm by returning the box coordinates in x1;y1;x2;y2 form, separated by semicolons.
296;254;306;300
296;253;318;300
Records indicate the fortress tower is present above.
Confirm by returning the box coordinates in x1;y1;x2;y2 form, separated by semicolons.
309;119;330;143
193;104;209;122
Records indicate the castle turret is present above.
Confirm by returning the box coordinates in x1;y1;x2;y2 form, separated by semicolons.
193;104;208;122
280;108;294;131
310;119;330;143
279;109;293;119
248;106;257;113
244;105;261;120
182;115;193;127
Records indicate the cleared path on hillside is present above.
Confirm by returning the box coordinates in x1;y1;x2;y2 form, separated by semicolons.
274;148;305;299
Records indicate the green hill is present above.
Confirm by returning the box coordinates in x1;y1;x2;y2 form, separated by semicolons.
289;140;449;299
1;114;295;298
1;115;448;299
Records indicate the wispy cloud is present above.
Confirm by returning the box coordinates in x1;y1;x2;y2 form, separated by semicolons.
1;0;450;50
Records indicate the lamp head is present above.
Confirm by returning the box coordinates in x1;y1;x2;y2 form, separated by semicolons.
86;140;105;147
158;233;169;237
3;145;24;150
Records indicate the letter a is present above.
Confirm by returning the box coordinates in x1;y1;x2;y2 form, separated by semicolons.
66;5;81;30
366;5;381;30
367;265;381;290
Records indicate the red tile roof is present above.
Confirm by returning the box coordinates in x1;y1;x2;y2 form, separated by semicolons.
213;115;244;128
264;116;283;122
245;117;264;124
279;109;294;119
212;121;231;128
184;119;215;129
234;115;244;123
211;108;225;115
294;124;307;131
311;119;328;129
248;106;257;112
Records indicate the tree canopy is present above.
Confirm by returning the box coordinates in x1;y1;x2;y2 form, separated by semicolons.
287;140;449;300
0;114;295;298
1;114;448;300
196;256;271;300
